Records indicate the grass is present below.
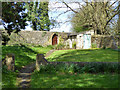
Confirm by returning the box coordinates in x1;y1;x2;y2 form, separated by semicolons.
2;45;119;88
47;48;119;62
2;45;52;69
30;72;119;88
2;45;52;88
2;65;17;88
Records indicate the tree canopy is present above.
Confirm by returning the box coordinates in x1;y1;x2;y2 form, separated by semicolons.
24;2;50;31
53;0;119;35
2;2;27;35
70;1;119;35
1;1;51;45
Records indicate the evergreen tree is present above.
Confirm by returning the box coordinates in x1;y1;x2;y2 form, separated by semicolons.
2;2;27;35
25;1;50;31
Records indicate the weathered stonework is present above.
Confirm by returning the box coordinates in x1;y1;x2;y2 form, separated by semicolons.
91;35;120;49
5;53;15;71
7;30;120;49
8;31;70;46
36;54;48;71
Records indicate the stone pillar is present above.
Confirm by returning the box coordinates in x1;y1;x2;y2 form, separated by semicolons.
5;53;15;71
36;54;48;71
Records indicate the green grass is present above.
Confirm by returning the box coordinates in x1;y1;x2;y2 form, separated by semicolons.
2;45;52;69
30;72;119;88
2;45;119;88
2;65;17;88
47;49;119;62
2;45;52;88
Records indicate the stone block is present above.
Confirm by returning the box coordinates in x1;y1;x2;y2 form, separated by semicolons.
5;53;15;71
36;54;48;71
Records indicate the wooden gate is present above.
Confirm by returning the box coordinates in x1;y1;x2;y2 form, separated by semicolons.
52;34;58;45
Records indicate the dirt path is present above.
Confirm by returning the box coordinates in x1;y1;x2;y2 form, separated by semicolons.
16;63;36;88
16;50;54;88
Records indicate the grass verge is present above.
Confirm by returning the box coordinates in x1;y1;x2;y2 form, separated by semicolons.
30;72;119;88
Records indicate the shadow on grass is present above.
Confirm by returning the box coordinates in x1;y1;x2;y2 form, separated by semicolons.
30;72;119;88
47;49;118;62
2;45;39;69
2;65;17;88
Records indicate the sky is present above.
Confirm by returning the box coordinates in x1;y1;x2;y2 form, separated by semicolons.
24;0;80;32
0;0;119;32
0;0;80;32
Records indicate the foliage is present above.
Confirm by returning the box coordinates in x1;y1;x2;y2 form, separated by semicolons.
47;49;118;62
2;2;27;45
72;42;76;49
59;35;64;44
91;43;97;48
54;43;65;50
2;2;51;45
71;12;92;33
1;29;10;45
37;62;119;74
71;1;119;35
2;2;27;35
24;2;50;31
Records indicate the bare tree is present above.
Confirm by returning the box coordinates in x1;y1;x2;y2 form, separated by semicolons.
118;1;120;34
51;0;119;35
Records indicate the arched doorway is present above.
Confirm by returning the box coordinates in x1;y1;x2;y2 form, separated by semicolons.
52;34;58;45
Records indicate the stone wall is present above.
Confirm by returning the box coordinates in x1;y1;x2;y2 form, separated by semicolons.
7;31;70;46
7;30;120;49
91;35;120;48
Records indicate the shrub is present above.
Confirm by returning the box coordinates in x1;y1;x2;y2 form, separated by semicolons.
54;43;65;50
72;42;76;49
39;64;56;73
37;62;120;74
91;43;97;48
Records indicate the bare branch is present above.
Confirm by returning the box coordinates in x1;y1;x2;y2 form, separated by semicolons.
62;1;79;13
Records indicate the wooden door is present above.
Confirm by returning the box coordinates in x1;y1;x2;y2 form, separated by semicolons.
52;34;58;45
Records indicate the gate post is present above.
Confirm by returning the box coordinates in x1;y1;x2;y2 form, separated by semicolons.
5;53;15;71
36;54;48;71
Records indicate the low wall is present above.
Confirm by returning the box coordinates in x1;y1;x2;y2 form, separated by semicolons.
91;35;120;48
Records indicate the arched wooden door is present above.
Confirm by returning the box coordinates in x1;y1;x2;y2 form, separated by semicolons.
52;34;58;45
